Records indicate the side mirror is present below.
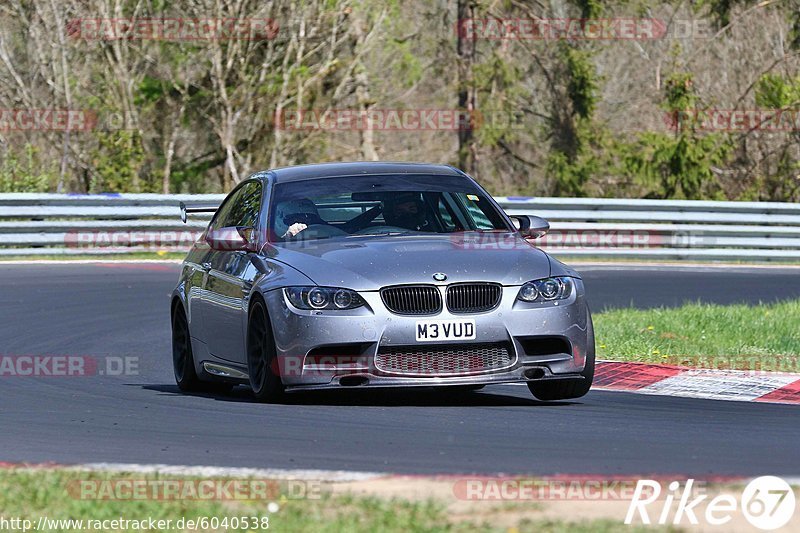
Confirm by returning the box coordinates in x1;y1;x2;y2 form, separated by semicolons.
509;215;550;239
205;226;258;252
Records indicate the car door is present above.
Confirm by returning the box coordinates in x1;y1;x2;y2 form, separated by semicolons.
202;180;264;363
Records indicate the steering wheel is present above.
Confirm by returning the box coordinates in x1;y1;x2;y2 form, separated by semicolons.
290;223;348;240
340;205;383;234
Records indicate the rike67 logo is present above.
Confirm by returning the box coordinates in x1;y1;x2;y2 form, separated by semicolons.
626;477;796;530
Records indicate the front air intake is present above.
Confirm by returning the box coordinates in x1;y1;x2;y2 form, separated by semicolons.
446;283;502;313
380;285;442;315
375;342;514;376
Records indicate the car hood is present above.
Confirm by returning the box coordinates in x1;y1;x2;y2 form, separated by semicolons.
265;232;552;291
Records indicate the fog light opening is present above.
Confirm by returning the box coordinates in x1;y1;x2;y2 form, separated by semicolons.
524;368;546;380
339;376;369;387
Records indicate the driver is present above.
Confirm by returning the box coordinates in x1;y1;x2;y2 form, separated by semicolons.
273;198;326;239
382;192;430;231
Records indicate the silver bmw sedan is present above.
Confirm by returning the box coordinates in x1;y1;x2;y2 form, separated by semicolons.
171;162;594;402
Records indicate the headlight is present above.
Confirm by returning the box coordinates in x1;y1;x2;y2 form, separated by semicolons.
284;287;364;310
517;277;573;302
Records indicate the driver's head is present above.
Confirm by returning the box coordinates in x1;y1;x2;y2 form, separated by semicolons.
382;192;426;230
273;198;324;237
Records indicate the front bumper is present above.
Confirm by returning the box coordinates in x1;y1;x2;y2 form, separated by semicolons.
263;280;591;390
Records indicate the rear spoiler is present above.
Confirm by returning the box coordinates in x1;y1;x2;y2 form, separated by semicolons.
179;201;218;223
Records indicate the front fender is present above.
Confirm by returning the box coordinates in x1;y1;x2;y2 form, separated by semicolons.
547;254;581;279
248;256;316;307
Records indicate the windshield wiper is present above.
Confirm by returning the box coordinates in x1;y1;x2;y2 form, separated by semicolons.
349;230;410;237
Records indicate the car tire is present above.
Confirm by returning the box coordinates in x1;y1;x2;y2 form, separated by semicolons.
172;304;234;394
172;304;203;392
528;308;595;401
247;298;285;403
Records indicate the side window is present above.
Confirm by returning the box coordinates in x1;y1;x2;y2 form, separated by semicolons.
208;188;243;232
436;196;458;231
458;192;498;230
211;181;262;230
229;181;262;228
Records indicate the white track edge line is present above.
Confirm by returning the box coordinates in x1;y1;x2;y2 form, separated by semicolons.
69;463;385;482
23;463;800;486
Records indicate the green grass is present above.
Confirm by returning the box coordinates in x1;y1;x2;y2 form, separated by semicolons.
0;469;670;533
595;299;800;370
558;256;800;266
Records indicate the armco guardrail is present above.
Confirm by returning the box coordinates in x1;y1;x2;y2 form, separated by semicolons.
0;193;799;260
499;196;800;260
0;193;222;255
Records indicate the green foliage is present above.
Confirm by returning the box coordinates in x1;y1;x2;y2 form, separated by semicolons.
472;52;526;146
755;74;800;108
89;131;145;192
616;71;732;199
750;73;800;200
380;0;423;87
662;72;698;111
573;0;605;19
694;0;800;42
562;46;599;120
389;40;424;88
620;131;730;199
790;9;800;50
545;150;594;197
2;0;798;200
695;0;751;27
134;76;173;106
542;43;603;195
0;144;56;192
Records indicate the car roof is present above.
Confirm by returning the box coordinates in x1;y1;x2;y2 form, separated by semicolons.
264;162;465;183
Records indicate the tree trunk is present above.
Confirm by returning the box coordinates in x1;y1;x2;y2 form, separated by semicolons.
457;0;477;175
351;13;379;161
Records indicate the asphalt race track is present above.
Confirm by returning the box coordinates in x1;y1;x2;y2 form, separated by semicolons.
1;262;799;476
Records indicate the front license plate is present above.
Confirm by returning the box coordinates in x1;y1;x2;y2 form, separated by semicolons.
415;319;476;342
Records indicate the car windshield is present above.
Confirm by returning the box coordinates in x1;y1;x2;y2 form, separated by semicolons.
268;174;510;242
